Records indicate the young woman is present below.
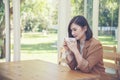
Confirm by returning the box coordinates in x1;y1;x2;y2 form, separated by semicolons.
63;15;105;74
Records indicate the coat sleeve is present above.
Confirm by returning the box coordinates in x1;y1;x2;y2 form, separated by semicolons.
76;43;103;73
66;53;77;70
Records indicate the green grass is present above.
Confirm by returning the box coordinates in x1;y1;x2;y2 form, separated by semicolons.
9;32;58;63
19;33;117;54
98;35;117;46
20;32;57;54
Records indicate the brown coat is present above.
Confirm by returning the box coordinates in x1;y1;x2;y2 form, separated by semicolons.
68;37;105;74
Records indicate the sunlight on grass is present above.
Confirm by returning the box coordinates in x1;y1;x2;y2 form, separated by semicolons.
98;35;117;46
10;32;58;63
21;33;57;44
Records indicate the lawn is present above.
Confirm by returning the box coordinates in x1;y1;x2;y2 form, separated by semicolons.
20;32;57;54
98;35;117;46
1;32;117;63
11;32;58;63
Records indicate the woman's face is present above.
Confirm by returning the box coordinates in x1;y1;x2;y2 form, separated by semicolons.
70;23;87;41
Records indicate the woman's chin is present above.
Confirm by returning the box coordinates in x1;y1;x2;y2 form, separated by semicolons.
75;37;78;40
75;37;81;41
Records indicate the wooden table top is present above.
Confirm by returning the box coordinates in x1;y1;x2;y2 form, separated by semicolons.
0;60;100;80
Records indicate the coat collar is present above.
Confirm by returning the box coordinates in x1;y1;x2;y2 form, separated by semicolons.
82;37;93;58
84;37;93;48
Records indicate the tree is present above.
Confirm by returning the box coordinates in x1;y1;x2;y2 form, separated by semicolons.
99;0;119;36
71;0;84;17
0;0;5;39
71;0;93;27
20;0;57;32
0;0;5;58
99;0;118;27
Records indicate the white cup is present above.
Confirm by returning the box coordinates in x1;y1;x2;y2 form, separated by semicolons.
65;37;76;42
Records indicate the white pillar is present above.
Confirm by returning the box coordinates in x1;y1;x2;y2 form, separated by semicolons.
3;0;11;62
84;0;87;18
92;0;99;39
58;0;71;60
118;0;120;52
13;0;21;61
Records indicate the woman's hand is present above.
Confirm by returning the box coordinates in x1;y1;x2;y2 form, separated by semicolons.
66;39;78;53
63;39;70;51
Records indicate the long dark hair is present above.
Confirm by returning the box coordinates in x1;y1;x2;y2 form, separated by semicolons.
68;15;93;41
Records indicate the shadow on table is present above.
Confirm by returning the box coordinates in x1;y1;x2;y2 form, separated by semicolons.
0;75;11;80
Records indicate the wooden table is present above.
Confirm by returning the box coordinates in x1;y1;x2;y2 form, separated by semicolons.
0;60;100;80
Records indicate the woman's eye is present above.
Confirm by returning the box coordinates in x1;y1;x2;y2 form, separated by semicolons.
73;29;77;31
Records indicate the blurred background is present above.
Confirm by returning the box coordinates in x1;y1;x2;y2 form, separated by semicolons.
0;0;119;63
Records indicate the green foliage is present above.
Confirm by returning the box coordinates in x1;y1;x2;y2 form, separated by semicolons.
71;0;84;16
71;0;93;27
71;0;119;30
0;0;4;24
48;29;57;33
20;0;48;32
0;0;5;40
20;0;58;32
99;0;119;27
86;0;93;27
